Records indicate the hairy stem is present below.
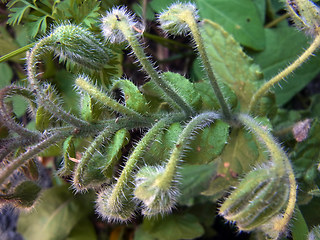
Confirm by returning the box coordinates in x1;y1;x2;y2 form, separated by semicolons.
182;13;231;120
73;127;117;190
120;23;194;116
27;38;89;127
0;130;71;186
157;111;219;189
249;33;320;113
75;76;144;120
108;114;183;208
0;86;40;137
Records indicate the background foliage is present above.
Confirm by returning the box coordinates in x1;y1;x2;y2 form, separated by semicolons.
0;0;320;239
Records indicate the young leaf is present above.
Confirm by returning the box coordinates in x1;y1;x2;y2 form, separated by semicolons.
17;185;94;240
184;120;229;165
197;0;265;50
141;213;205;240
200;19;264;111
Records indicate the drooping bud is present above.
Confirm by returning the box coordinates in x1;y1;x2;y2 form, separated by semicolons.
219;165;290;232
101;6;144;43
96;185;136;222
46;24;110;70
158;3;199;35
134;165;179;216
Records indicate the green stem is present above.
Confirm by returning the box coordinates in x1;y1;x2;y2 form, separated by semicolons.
120;23;194;116
75;77;144;120
249;33;320;113
27;38;89;127
157;111;219;189
182;14;231;120
0;43;35;63
108;114;183;209
0;85;40;138
265;13;290;28
0;130;71;186
237;113;296;233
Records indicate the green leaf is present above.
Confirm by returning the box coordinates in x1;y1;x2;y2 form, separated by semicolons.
202;128;265;199
102;128;130;178
142;213;205;240
7;5;30;26
0;63;13;88
58;136;76;177
184;120;229;165
143;123;182;165
197;0;265;50
200;19;263;111
27;15;48;38
251;27;320;105
0;181;41;208
161;72;202;110
0;27;24;62
112;79;150;114
65;218;97;240
17;185;94;240
178;162;216;205
291;207;309;240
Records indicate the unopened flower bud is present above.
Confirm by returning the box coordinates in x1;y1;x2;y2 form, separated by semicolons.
47;24;110;70
158;3;199;35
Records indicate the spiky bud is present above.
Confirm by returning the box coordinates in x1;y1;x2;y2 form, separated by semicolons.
285;0;320;36
134;165;179;216
219;165;290;232
96;185;136;222
158;3;199;35
46;24;110;70
101;6;144;43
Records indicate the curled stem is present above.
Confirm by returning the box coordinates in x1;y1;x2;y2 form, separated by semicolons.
249;33;320;113
237;113;297;234
157;111;219;189
107;114;183;211
0;130;72;186
26;38;89;128
0;85;40;138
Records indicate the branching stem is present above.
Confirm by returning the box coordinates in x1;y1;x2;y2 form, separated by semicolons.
249;33;320;113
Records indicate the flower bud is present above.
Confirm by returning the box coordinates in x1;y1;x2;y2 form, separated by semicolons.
134;166;179;216
96;185;136;222
219;166;290;231
47;24;110;70
101;7;144;43
158;3;199;35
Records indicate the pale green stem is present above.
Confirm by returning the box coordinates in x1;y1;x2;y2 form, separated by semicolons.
181;13;231;120
237;113;297;234
0;43;35;63
157;112;220;189
119;22;194;116
249;33;320;113
75;77;144;120
265;13;290;28
107;114;184;208
27;38;89;127
0;130;71;186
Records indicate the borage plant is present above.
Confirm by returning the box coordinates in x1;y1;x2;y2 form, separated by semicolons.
1;0;320;239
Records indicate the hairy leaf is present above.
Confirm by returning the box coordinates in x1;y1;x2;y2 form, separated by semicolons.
17;185;94;240
197;0;265;50
141;213;204;240
200;19;264;110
